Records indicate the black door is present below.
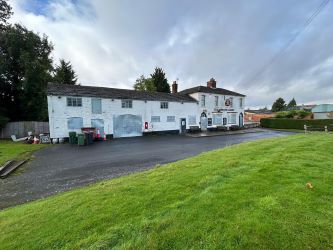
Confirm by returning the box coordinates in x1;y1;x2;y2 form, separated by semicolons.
180;118;186;133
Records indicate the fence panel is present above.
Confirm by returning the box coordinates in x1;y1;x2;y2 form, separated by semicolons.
0;121;49;139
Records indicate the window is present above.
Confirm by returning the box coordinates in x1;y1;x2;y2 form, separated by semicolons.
240;98;243;108
67;117;83;130
213;114;222;125
228;113;237;124
215;96;219;107
230;97;233;108
167;116;175;122
151;116;160;122
160;102;168;109
201;95;206;107
121;100;132;108
67;97;82;107
91;98;102;114
188;115;196;125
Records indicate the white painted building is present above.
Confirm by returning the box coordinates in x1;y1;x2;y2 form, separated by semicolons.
47;78;246;139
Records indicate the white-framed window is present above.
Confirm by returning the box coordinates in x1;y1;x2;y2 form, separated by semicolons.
213;114;222;125
188;115;196;125
67;97;82;107
228;113;237;124
151;116;160;122
230;97;233;108
167;116;175;122
67;117;83;129
201;95;206;107
215;96;219;107
160;102;168;109
121;100;132;108
240;98;243;108
91;98;102;114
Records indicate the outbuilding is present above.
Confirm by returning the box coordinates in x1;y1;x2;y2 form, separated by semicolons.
312;104;333;119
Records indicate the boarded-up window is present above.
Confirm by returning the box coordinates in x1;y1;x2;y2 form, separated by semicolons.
188;115;196;125
67;97;82;107
213;114;222;125
151;116;160;122
91;98;102;114
67;117;83;129
167;116;175;122
228;113;237;124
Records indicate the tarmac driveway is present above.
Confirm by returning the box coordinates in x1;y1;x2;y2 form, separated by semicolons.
0;129;293;209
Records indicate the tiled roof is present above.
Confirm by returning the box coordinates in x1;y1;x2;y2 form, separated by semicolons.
312;104;333;113
178;86;246;97
47;83;197;103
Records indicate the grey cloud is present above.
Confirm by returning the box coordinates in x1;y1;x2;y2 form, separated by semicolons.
11;0;333;107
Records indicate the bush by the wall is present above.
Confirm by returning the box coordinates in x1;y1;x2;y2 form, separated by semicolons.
0;116;9;129
260;118;333;130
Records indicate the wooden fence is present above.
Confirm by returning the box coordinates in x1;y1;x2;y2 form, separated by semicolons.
0;121;49;139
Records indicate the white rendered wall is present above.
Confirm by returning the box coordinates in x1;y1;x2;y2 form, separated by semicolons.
47;95;200;138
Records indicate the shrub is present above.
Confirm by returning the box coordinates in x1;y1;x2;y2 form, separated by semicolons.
0;116;9;129
260;118;333;130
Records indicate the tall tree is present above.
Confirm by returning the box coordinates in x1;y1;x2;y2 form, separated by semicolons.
0;0;12;26
0;24;54;121
271;97;286;112
53;59;78;85
150;67;170;93
287;98;297;110
133;75;156;92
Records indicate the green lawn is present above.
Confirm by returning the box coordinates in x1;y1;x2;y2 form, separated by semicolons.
0;141;47;166
1;134;333;249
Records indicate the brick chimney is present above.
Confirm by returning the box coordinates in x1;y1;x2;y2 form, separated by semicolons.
172;81;178;93
207;78;217;88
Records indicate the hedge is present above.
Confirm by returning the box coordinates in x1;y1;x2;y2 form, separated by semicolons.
260;118;333;130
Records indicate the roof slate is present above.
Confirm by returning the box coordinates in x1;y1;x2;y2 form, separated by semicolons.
178;85;246;97
47;83;198;103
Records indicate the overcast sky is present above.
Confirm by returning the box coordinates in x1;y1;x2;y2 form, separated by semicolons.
10;0;333;108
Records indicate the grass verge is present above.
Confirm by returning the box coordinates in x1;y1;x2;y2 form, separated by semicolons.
0;133;333;249
0;141;47;166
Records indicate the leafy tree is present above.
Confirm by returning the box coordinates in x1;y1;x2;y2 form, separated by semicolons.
271;97;286;112
53;59;78;85
0;24;54;121
133;75;156;92
0;0;12;26
150;67;170;93
287;98;297;110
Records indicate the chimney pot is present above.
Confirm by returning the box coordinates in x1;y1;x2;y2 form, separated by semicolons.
207;78;217;88
172;81;178;94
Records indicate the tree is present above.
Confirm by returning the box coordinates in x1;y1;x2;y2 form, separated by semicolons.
287;98;297;110
0;24;54;121
271;97;286;112
133;75;156;92
0;0;12;26
53;59;78;85
150;67;170;93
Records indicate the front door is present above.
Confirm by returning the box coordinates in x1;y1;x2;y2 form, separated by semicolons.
239;113;244;127
180;118;186;133
200;112;207;131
